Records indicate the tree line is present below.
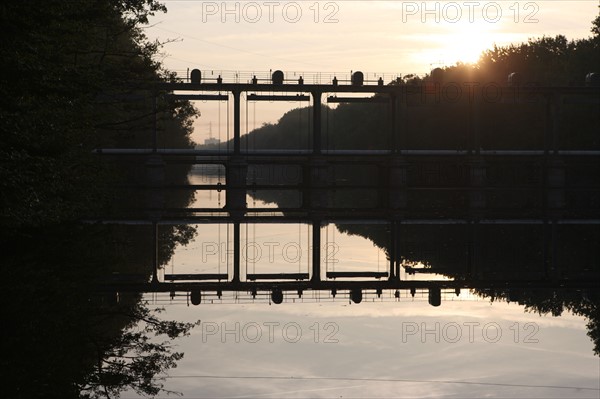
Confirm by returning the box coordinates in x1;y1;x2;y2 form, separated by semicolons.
1;2;200;397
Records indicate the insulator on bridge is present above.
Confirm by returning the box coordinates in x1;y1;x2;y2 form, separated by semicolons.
332;76;338;86
378;77;384;86
585;72;599;87
190;69;201;84
272;70;284;85
298;76;304;85
252;75;258;84
428;287;441;307
508;72;521;86
271;288;283;304
190;290;201;305
430;68;443;83
351;71;364;86
331;289;337;298
217;75;223;84
350;289;363;303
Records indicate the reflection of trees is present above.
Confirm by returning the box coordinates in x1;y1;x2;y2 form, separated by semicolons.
475;288;600;356
336;223;600;356
3;224;199;398
1;1;201;396
80;298;198;398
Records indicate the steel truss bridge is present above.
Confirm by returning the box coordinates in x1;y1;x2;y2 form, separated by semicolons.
95;70;600;305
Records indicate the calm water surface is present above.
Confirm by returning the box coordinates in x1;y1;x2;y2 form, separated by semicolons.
123;172;600;398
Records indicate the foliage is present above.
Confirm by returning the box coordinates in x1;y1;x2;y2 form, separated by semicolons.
0;0;198;228
2;222;200;399
79;302;199;398
1;1;201;397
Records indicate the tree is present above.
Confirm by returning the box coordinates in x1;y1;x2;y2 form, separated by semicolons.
0;0;198;228
1;1;202;396
79;302;200;398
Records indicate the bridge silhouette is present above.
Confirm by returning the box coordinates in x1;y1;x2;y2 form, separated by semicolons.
95;69;600;305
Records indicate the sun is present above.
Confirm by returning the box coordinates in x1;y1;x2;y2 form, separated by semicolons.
438;22;499;65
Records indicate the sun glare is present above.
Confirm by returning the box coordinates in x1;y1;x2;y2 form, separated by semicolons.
436;21;499;65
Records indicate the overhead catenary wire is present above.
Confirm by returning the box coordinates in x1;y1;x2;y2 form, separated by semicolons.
156;374;600;392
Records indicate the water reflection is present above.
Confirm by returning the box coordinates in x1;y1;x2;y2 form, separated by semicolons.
153;171;599;357
2;224;199;398
5;165;599;397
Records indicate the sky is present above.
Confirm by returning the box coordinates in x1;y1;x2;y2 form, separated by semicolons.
144;1;599;144
130;3;600;397
147;0;598;73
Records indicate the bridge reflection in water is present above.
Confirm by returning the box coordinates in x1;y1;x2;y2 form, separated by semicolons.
95;72;600;307
98;218;599;307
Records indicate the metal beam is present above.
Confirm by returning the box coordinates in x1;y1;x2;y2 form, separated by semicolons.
326;96;389;103
326;271;389;278
164;273;228;281
248;94;310;102
98;277;600;293
247;273;309;281
92;148;600;156
168;94;228;101
158;82;600;96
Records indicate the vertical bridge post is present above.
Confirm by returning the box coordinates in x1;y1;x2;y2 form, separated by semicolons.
307;90;328;209
232;221;241;283
226;89;248;212
469;91;486;218
312;90;322;155
545;92;565;216
310;91;324;284
311;219;321;283
388;92;407;213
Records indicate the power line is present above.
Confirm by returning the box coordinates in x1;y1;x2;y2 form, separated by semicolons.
161;374;600;392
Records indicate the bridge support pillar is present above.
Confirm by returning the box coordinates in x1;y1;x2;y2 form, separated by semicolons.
145;155;165;220
388;157;408;210
546;157;566;215
468;221;483;279
305;158;329;209
226;157;248;213
311;219;322;283
232;221;241;283
543;220;559;279
468;156;486;218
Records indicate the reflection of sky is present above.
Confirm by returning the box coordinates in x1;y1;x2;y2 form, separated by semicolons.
166;175;392;279
167;221;389;279
139;179;600;398
123;300;599;398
